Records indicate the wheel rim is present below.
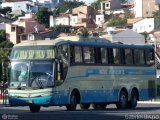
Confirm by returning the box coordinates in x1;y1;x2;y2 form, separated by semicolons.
120;92;127;108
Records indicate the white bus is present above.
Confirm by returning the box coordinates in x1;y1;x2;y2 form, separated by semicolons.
7;36;156;112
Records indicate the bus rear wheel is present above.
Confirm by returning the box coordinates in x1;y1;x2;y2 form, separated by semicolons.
92;103;107;109
116;90;128;109
128;89;138;108
29;105;41;113
66;91;77;111
80;104;90;109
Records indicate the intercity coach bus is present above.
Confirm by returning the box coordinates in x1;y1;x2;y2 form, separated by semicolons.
7;36;156;112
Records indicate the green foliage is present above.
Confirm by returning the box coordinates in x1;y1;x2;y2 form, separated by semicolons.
0;30;6;42
91;0;104;9
140;32;148;40
0;7;12;15
153;10;160;22
78;27;89;37
36;8;52;28
53;1;84;16
107;17;127;27
54;24;71;33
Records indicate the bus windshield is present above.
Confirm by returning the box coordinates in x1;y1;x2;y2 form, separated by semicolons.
10;46;55;60
9;60;54;89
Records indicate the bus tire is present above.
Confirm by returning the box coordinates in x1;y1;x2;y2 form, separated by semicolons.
29;105;41;113
128;89;138;108
116;90;128;109
80;104;90;109
92;103;107;109
66;91;77;111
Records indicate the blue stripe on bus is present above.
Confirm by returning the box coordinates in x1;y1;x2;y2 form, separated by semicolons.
9;89;155;106
86;69;156;75
66;69;156;80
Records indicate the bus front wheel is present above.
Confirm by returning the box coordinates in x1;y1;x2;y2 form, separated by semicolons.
80;104;90;109
128;89;138;108
29;105;41;113
116;90;128;109
66;91;77;111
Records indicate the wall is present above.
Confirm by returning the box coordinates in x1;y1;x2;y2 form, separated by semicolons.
133;18;155;33
134;0;143;18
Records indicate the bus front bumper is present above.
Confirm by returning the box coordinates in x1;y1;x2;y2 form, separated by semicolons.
8;96;53;106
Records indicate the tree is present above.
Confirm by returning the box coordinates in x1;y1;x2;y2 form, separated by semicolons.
0;41;13;83
78;27;89;37
0;30;6;42
53;1;84;16
91;0;104;10
0;7;12;15
107;17;127;27
36;8;52;28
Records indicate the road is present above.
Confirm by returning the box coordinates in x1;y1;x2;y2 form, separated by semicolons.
0;102;160;120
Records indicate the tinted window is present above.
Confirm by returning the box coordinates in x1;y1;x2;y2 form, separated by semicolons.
101;48;108;64
134;49;145;65
124;49;133;64
113;48;121;64
146;49;154;65
83;47;95;64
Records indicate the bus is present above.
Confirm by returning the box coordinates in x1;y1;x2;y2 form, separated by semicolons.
7;36;156;112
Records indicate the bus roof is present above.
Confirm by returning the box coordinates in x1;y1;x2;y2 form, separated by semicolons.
14;36;153;49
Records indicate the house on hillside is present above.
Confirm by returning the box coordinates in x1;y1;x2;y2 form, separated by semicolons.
50;5;98;28
127;18;160;33
101;29;145;45
6;16;55;44
1;0;38;13
134;0;159;18
100;0;123;15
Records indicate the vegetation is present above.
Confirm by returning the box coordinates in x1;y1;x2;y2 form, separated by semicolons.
91;0;104;9
140;32;148;40
78;27;89;37
0;30;13;83
153;10;160;23
53;1;84;16
36;8;52;28
107;17;127;27
53;24;71;33
0;7;12;15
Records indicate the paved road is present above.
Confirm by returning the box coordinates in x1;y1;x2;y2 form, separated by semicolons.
0;102;160;120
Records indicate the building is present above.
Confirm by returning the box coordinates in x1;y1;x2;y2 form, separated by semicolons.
100;0;123;15
101;29;145;45
96;14;105;28
127;18;160;33
134;0;159;18
50;5;98;28
32;0;61;10
6;15;55;44
50;14;71;27
1;0;38;13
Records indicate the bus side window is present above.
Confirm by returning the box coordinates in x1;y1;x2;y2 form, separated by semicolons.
134;49;145;65
83;46;95;64
70;46;83;64
60;45;68;61
146;49;154;65
101;48;108;64
113;48;121;64
75;46;83;63
124;49;133;65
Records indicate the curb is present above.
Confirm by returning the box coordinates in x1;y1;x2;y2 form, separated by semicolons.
138;101;160;104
